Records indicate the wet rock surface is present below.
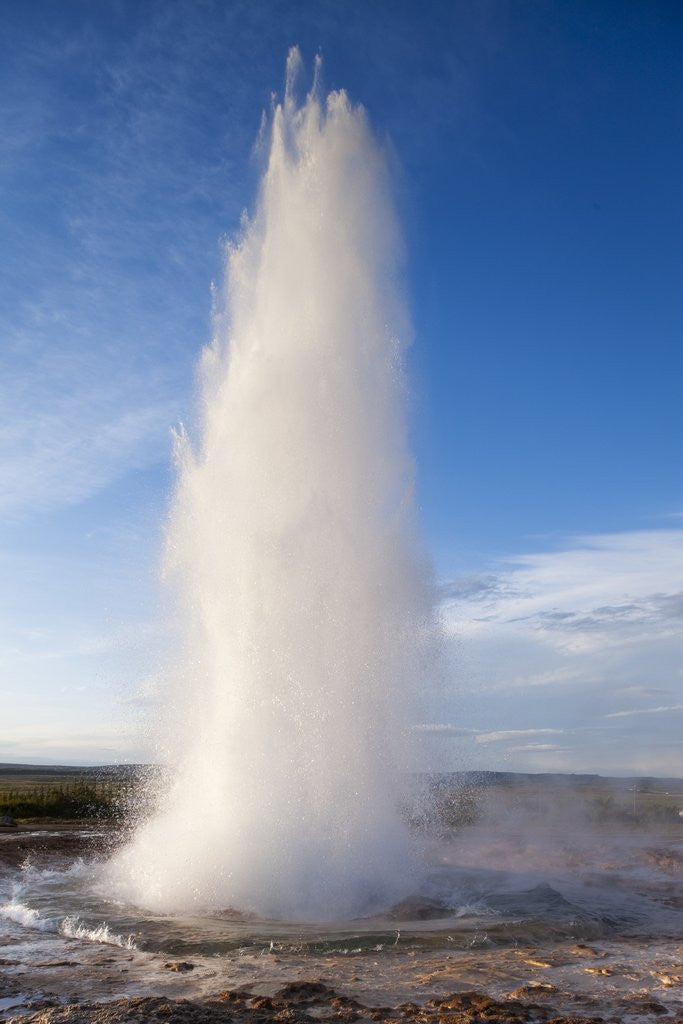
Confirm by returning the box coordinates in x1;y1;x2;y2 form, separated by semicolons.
0;826;114;871
3;982;612;1024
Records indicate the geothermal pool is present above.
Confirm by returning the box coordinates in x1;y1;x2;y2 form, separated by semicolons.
1;823;682;1021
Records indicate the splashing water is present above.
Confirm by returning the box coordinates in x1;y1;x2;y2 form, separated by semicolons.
106;50;438;921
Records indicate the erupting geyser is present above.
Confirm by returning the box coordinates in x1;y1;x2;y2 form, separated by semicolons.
108;50;438;921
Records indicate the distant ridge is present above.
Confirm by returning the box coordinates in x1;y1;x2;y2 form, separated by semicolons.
1;763;681;788
0;763;145;777
423;770;683;789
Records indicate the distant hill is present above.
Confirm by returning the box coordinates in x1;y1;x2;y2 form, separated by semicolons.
2;762;680;788
1;763;681;825
428;770;683;790
0;763;147;792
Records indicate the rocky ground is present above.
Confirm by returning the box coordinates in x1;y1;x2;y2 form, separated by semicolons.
3;955;681;1024
5;977;671;1024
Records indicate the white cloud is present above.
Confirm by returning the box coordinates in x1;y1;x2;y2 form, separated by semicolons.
439;529;683;776
476;728;564;744
446;529;683;653
443;528;683;666
505;743;569;753
0;4;272;520
0;725;148;766
412;723;476;735
0;322;184;517
605;704;683;719
610;685;671;698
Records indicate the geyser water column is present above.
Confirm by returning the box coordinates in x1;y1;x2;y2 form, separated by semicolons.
109;50;437;920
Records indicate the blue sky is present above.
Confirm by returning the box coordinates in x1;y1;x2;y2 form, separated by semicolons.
2;1;681;773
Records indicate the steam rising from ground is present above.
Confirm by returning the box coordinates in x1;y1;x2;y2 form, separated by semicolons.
107;51;437;920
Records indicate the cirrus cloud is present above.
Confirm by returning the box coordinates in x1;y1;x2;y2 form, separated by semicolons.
437;529;683;776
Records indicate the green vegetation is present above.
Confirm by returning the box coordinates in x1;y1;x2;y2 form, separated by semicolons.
2;764;682;827
405;771;683;833
0;765;143;822
585;785;683;826
0;779;136;821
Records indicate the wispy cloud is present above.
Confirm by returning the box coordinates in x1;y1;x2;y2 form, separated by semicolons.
0;4;279;519
0;369;180;516
438;574;511;602
412;723;476;735
505;743;570;753
476;728;565;744
610;685;671;698
438;529;683;775
444;530;683;652
0;725;147;765
605;704;683;719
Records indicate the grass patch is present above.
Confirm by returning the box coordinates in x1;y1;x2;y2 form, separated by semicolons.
0;779;135;821
0;766;144;822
